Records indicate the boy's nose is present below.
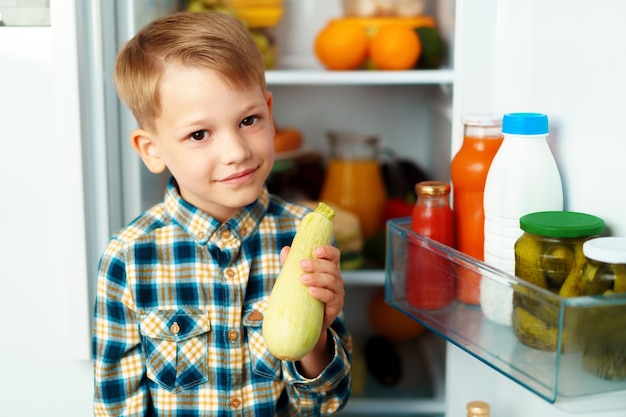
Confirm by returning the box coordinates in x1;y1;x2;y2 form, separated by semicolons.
219;131;251;164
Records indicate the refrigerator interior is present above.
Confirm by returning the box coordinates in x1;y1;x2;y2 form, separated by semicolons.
77;0;626;416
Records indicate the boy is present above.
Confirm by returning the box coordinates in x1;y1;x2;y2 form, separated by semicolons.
92;11;352;416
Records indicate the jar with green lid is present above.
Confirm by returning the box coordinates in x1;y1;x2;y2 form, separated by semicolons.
579;237;626;379
512;211;605;351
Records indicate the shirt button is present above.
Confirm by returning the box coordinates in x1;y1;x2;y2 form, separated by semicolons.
221;229;231;239
197;231;205;240
170;322;180;334
228;330;239;341
230;398;241;408
225;268;235;279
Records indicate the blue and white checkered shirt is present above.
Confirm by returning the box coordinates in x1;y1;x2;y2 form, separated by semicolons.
93;178;352;416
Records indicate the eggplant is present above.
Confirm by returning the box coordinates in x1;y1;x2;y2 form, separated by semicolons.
364;335;402;386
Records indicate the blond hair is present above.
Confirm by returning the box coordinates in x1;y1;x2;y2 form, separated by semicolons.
114;11;266;130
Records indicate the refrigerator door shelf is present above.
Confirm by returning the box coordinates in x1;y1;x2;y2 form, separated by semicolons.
385;219;626;412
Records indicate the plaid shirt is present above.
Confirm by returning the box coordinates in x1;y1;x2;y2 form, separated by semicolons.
93;178;352;416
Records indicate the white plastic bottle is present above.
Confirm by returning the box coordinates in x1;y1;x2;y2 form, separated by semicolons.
481;112;563;326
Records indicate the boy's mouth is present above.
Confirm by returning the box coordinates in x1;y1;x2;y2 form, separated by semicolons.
220;168;257;185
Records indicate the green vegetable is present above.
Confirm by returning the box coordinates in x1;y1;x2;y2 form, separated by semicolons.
262;202;335;360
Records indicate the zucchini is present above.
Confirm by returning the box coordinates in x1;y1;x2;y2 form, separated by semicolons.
262;202;335;360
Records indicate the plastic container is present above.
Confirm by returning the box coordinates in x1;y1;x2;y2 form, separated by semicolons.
342;0;426;17
481;112;563;326
451;114;503;305
512;211;605;351
579;237;626;380
386;218;626;411
406;181;455;310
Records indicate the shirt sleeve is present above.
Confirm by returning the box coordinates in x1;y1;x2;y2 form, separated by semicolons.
282;314;352;416
93;239;150;417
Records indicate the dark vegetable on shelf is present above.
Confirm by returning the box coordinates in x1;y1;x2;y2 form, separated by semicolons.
365;335;403;386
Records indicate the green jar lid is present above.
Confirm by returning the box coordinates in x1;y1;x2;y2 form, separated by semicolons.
520;211;605;238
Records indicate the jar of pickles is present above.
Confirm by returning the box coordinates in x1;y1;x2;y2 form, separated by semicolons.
579;237;626;380
581;237;626;295
512;211;605;351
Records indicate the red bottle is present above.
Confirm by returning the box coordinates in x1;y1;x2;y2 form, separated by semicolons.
406;181;455;310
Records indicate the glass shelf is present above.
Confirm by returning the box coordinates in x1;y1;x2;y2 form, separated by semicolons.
342;269;385;286
386;219;626;412
266;68;455;86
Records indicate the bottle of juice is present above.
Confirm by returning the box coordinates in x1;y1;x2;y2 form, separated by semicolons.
406;181;455;310
320;131;387;239
451;115;503;305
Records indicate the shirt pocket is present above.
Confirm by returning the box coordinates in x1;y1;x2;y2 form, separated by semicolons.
243;303;282;381
139;309;211;393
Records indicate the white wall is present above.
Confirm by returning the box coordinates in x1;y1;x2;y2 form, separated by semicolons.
0;25;93;417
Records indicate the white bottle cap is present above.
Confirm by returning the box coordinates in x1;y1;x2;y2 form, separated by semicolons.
583;237;626;264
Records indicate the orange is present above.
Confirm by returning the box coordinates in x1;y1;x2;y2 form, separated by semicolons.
314;21;369;70
369;25;422;70
368;287;427;341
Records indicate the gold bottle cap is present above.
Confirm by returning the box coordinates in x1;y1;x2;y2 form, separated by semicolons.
467;400;490;417
415;180;451;196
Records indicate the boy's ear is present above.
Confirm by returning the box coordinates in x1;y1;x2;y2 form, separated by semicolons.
130;129;167;173
265;91;275;134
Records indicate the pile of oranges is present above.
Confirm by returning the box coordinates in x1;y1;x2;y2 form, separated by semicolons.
314;19;426;71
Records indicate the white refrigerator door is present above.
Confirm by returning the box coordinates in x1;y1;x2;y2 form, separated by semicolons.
448;0;626;415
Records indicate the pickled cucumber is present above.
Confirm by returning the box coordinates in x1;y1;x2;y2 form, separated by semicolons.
513;286;560;324
515;235;548;289
542;244;574;289
611;264;626;293
581;261;613;295
558;244;586;298
580;302;626;380
513;306;565;352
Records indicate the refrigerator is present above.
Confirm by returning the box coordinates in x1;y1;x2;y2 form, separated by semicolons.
2;0;626;416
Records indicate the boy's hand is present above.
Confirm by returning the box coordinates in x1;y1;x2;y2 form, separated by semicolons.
279;244;344;331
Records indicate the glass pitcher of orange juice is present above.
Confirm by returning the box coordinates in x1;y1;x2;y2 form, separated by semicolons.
320;131;388;239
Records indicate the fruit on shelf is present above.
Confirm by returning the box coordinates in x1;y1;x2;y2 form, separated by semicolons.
273;127;302;153
368;287;427;341
414;26;444;69
314;20;370;70
369;24;421;70
249;29;277;69
313;16;443;71
184;0;283;68
342;0;426;18
224;0;284;28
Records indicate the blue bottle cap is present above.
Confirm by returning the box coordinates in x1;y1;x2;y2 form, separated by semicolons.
502;112;549;135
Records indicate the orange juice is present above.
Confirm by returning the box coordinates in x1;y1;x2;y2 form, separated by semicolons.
320;158;387;239
451;115;503;304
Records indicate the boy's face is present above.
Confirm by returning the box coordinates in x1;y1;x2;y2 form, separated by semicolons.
133;63;275;222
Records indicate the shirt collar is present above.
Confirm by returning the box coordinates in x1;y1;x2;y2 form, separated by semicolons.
163;177;269;244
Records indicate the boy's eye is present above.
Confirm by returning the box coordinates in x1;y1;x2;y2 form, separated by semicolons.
240;116;258;127
190;130;208;141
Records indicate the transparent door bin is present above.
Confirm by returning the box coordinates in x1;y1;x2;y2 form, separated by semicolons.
385;219;626;412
